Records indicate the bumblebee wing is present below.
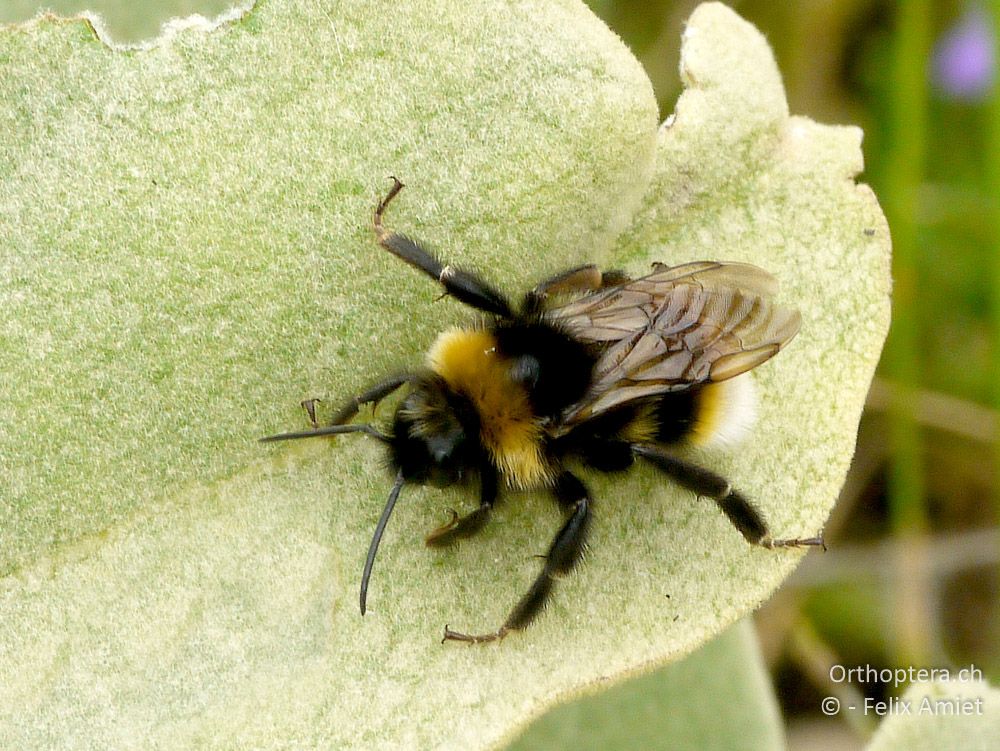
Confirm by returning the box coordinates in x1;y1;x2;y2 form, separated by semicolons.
547;261;781;339
546;261;801;426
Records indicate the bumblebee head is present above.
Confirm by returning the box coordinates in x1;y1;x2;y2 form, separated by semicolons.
390;377;478;487
258;374;481;618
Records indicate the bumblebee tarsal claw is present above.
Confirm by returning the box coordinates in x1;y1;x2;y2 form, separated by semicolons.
442;626;508;645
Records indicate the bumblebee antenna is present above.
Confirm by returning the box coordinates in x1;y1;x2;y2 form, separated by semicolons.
259;424;390;443
360;469;405;615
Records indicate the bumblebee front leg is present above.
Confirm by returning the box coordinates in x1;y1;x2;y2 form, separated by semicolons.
443;471;592;644
426;465;498;546
325;373;413;426
373;178;514;319
300;398;322;428
261;374;413;443
631;444;824;549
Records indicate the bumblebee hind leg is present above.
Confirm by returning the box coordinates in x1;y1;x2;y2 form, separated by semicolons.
631;444;824;549
443;471;591;644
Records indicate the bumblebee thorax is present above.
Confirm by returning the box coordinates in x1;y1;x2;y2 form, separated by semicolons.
426;327;550;488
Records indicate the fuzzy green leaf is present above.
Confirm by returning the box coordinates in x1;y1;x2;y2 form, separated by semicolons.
866;680;1000;751
509;619;785;751
0;1;241;43
0;2;889;748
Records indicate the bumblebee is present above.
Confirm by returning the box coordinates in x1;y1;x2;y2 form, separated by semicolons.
262;178;823;643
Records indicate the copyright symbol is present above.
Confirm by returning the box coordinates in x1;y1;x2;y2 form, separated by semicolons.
821;697;840;716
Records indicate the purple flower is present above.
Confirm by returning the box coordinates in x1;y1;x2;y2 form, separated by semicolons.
932;4;996;100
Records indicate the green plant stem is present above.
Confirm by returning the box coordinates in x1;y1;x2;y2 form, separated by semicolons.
988;5;1000;528
986;3;1000;666
883;2;931;665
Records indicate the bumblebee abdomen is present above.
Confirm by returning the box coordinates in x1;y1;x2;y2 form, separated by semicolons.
655;374;758;447
427;327;551;488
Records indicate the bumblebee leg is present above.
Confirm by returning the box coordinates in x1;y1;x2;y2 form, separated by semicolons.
522;266;632;314
532;265;632;296
300;398;322;428
426;465;499;546
533;265;603;297
261;376;407;444
632;444;824;549
373;178;513;318
326;373;413;426
443;471;591;644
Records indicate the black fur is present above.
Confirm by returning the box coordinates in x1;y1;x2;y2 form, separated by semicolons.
389;375;482;486
493;320;597;418
653;389;701;444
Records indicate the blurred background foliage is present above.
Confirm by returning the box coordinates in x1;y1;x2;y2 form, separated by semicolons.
3;1;998;748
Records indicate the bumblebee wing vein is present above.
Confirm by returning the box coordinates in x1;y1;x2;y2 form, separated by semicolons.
553;264;800;428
